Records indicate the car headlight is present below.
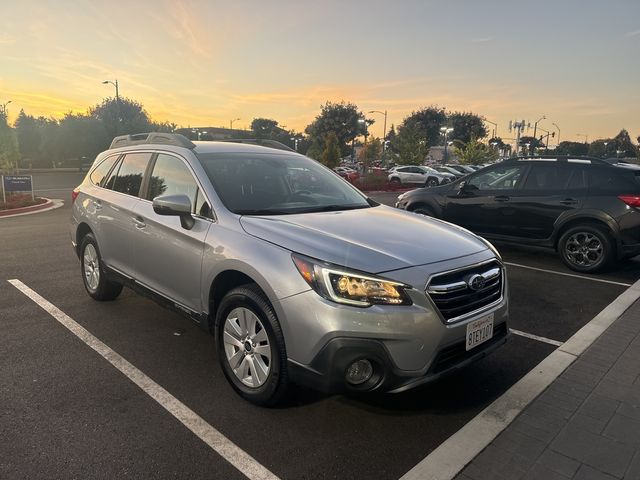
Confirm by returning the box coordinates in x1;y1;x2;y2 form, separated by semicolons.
292;253;412;307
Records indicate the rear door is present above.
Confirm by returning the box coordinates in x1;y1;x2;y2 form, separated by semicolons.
503;162;587;239
132;152;213;312
94;152;152;274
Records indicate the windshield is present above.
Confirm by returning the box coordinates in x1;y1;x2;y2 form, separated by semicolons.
197;152;372;215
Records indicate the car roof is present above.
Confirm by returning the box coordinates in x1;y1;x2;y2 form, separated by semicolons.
502;155;611;166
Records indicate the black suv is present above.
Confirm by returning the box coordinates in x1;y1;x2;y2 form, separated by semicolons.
395;156;640;273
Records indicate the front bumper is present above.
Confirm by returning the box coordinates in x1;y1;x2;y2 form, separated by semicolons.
288;322;509;394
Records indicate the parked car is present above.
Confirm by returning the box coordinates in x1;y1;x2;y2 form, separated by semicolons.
434;165;467;179
334;166;359;182
445;164;476;174
396;156;640;273
388;165;453;187
70;132;509;405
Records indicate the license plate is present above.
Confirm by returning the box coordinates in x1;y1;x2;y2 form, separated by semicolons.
465;313;494;351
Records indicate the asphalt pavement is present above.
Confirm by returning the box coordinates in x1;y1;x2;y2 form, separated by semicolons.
1;176;639;479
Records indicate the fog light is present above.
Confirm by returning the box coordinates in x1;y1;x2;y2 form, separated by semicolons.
345;359;373;385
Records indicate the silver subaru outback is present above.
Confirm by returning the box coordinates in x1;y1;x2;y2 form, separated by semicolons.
70;133;509;405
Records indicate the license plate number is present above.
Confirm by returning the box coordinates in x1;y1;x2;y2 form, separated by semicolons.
465;313;494;351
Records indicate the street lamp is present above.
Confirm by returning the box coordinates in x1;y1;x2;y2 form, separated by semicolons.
440;126;454;164
552;122;560;145
532;115;545;154
230;118;240;130
577;133;588;144
603;141;609;158
290;137;300;152
102;80;120;134
368;110;387;152
482;117;498;139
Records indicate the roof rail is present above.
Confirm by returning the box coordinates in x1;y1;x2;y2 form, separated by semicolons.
504;155;611;166
217;138;295;152
109;132;196;150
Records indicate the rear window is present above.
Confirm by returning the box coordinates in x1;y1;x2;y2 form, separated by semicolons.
89;155;119;187
588;167;640;193
110;152;151;197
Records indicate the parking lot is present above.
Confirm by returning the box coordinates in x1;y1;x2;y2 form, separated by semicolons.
2;174;639;480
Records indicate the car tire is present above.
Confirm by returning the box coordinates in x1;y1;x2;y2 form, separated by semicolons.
79;233;123;301
390;177;401;185
558;225;615;273
425;177;439;187
216;284;289;406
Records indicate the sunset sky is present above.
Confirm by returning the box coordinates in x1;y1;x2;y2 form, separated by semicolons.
1;0;639;143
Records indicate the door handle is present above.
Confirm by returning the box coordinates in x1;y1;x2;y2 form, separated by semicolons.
132;216;146;229
494;195;510;202
560;198;578;206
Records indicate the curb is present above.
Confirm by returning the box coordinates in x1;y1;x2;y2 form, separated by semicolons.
400;278;640;480
0;198;64;218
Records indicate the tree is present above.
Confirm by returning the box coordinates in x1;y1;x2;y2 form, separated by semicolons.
610;129;637;157
555;141;589;156
250;118;280;139
57;113;109;166
14;110;42;167
305;136;323;161
359;136;382;163
0;113;19;172
454;140;498;165
518;136;544;154
398;106;447;149
305;101;366;156
90;97;152;139
448;111;488;144
395;123;429;165
321;132;341;168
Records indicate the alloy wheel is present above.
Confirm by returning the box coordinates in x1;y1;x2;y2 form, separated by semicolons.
565;232;603;268
223;307;272;388
83;244;100;292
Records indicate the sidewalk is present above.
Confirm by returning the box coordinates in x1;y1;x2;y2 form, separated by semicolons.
457;298;640;480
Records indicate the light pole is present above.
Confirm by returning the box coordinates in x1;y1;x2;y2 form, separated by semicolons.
577;133;588;144
482;117;498;139
290;137;300;152
440;126;454;164
603;141;609;158
102;80;120;134
368;110;387;152
552;122;560;145
358;118;369;173
532;115;545;154
230;118;240;130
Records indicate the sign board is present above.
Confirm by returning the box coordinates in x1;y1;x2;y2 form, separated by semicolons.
2;175;34;203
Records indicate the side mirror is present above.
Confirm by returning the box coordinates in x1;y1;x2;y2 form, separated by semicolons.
153;194;195;230
457;181;477;196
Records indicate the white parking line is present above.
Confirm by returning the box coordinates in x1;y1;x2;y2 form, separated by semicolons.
504;261;633;287
8;279;280;480
509;328;563;347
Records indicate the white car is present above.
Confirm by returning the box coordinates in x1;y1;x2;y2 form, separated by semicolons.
388;165;453;187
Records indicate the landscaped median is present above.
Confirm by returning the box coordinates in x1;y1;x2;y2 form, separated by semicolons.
0;194;54;217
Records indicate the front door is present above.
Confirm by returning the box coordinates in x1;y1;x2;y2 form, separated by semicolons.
443;163;528;236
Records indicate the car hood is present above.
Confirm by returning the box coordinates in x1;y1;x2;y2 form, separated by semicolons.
239;205;488;273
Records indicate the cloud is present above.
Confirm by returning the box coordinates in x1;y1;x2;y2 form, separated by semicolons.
625;29;640;37
471;36;494;43
0;33;15;45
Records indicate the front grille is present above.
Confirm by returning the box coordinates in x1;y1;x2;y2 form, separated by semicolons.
426;259;504;323
429;322;508;374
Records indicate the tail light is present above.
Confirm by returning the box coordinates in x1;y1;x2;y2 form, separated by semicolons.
71;187;80;203
619;195;640;208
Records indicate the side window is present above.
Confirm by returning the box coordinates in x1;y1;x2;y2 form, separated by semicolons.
522;164;572;190
90;155;119;187
111;153;151;197
468;165;526;191
589;167;638;193
147;153;208;215
398;167;410;173
566;167;587;190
